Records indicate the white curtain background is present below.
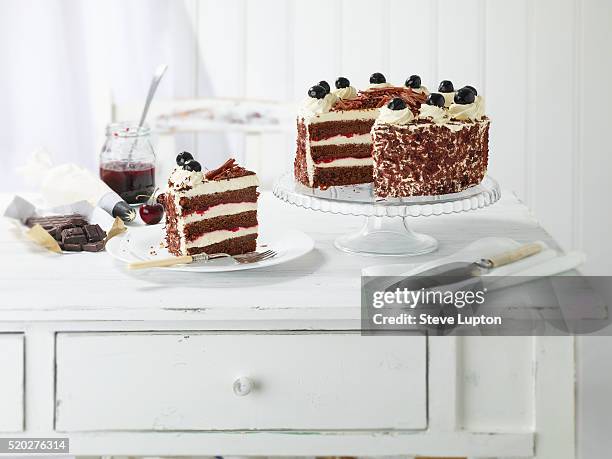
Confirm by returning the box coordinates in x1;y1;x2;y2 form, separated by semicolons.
0;0;231;192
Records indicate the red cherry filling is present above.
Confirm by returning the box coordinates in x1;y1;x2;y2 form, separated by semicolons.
139;203;164;225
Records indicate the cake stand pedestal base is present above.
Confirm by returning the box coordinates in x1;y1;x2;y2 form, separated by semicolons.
334;216;438;256
274;173;501;257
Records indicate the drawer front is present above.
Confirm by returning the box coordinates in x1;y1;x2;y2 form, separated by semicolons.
0;334;24;432
56;332;426;431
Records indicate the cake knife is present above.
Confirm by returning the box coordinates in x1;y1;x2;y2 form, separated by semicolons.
385;242;543;292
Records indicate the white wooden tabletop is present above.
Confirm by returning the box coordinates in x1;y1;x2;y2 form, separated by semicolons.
0;191;558;325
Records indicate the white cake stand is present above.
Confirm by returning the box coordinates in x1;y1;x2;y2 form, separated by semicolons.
273;173;501;256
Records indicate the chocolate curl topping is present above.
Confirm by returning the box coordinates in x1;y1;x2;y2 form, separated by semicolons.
333;87;427;114
205;158;236;180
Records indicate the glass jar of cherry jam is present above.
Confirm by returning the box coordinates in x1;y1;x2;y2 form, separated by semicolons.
99;122;156;205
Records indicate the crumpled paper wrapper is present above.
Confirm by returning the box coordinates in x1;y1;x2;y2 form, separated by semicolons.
3;195;126;254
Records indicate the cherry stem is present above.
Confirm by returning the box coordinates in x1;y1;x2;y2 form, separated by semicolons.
135;187;160;206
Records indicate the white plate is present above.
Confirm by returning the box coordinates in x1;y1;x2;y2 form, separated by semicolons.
105;225;314;272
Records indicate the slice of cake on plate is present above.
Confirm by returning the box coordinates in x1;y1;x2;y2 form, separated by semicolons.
294;73;427;189
371;85;489;197
165;153;259;256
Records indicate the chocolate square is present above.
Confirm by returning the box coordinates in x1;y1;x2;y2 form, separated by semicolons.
63;243;83;252
83;224;106;242
57;222;75;233
82;241;105;252
61;227;87;245
70;217;88;227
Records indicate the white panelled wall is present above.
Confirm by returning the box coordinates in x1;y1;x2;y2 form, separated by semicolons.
189;0;612;276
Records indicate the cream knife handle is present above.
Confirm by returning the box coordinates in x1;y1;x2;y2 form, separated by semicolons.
128;255;193;270
486;243;543;268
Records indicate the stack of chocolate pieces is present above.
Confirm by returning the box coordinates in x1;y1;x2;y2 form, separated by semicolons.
25;214;107;252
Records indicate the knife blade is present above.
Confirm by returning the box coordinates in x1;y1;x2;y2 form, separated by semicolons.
384;242;543;293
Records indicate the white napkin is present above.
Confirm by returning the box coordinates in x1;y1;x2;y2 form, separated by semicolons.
17;149;118;208
362;237;585;277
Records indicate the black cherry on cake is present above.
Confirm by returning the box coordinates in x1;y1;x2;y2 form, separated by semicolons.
294;73;489;197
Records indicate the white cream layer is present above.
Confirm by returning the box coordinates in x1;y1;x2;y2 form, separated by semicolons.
376;106;415;125
181;202;258;225
304;109;379;124
314;157;373;168
310;133;372;146
185;226;258;250
173;174;259;198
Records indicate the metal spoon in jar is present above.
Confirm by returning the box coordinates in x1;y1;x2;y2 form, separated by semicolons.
128;63;168;158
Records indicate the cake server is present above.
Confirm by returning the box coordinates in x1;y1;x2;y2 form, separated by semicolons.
385;242;543;291
128;250;277;270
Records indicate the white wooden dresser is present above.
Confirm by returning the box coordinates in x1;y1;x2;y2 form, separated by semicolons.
0;191;575;459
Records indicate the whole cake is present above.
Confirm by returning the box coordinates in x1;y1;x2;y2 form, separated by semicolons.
294;73;489;197
165;153;259;256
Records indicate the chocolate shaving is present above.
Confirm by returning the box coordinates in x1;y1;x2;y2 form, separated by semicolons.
333;87;427;114
205;158;236;180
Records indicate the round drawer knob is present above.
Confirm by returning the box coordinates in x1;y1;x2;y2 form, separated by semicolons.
233;376;253;396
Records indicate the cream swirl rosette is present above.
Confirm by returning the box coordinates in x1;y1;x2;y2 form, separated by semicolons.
449;88;486;121
169;166;204;188
405;75;429;96
300;92;338;117
418;104;449;124
376;105;415;125
333;85;358;100
368;72;392;90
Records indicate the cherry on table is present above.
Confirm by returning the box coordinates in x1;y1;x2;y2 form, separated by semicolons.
139;202;164;225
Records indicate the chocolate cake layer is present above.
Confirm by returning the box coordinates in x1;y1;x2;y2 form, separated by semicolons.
187;234;257;256
372;119;490;197
310;143;372;162
308;119;375;141
313;165;373;188
165;192;258;256
183;211;258;241
178;187;258;215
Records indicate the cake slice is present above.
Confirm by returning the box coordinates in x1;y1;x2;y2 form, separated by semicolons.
295;73;426;189
165;154;259;256
371;87;489;197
